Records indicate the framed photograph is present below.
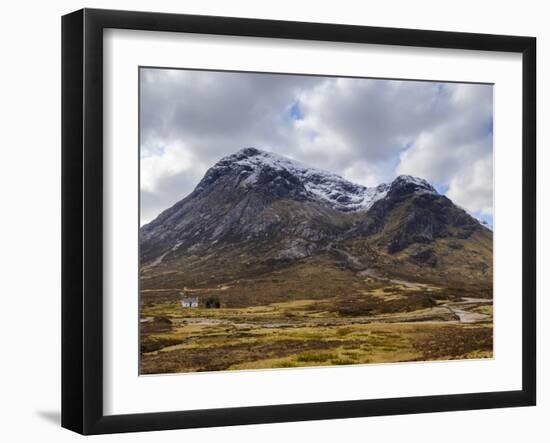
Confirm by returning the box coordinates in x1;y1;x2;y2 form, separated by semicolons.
61;8;536;435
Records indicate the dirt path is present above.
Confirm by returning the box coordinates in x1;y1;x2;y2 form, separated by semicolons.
180;305;458;329
387;278;423;289
357;268;424;290
331;247;364;268
141;285;231;294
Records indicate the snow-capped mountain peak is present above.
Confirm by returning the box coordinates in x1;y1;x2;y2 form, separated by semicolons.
201;147;391;212
140;147;487;275
389;174;437;194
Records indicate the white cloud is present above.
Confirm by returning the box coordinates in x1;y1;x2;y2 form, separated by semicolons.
396;83;493;215
141;142;198;193
447;155;493;217
140;142;209;224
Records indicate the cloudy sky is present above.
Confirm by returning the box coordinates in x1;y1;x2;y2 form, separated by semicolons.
140;68;493;226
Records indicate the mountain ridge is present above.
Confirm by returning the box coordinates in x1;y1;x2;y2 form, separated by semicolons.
140;147;491;293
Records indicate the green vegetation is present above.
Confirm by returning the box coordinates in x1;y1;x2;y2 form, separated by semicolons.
204;296;221;309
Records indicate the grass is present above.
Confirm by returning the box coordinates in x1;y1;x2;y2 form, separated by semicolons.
471;304;493;316
140;274;493;374
295;351;337;363
140;307;493;374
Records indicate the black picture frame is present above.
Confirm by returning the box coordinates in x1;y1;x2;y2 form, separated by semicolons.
61;8;536;435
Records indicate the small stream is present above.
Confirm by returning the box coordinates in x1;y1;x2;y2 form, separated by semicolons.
358;269;492;324
443;298;492;323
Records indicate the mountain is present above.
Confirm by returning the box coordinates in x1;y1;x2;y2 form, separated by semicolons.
140;148;492;301
140;148;386;265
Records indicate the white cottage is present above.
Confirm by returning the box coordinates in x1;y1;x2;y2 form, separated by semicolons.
181;296;199;308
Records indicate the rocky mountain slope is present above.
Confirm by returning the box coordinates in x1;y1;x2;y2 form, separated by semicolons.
140;148;492;294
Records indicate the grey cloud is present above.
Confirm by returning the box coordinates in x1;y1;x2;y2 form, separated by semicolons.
141;68;320;157
141;172;203;224
140;67;493;224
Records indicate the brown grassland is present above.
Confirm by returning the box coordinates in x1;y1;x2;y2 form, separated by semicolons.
139;261;493;374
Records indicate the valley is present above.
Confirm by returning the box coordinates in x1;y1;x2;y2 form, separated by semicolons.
139;148;493;374
140;267;492;374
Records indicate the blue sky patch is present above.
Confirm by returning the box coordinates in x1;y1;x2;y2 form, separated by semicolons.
289;101;304;120
474;211;493;227
434;183;450;195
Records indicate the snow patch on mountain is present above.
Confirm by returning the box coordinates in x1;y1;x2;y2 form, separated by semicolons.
389;174;437;193
214;147;393;211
